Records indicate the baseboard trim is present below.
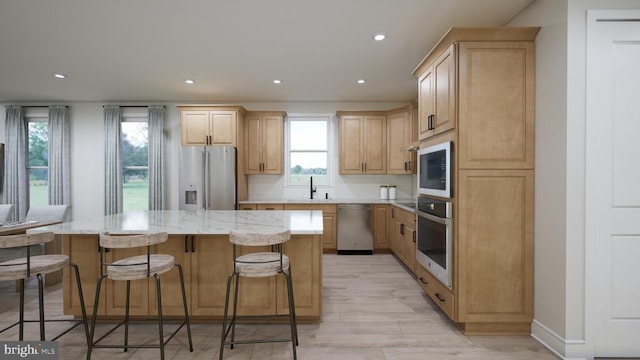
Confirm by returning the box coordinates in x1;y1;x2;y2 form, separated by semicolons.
531;319;590;360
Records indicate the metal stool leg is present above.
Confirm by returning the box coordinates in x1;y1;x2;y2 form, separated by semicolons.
283;271;297;360
176;264;193;352
18;279;24;341
288;265;299;346
87;274;106;360
230;274;240;349
124;280;130;352
70;263;90;345
37;274;45;341
155;274;165;360
219;273;234;360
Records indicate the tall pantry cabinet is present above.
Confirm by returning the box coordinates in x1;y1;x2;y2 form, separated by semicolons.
413;27;539;335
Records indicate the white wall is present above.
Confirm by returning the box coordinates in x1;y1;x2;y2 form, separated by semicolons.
509;0;640;359
507;0;569;352
1;101;413;221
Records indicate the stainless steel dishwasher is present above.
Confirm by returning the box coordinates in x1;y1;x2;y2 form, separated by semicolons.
337;204;373;254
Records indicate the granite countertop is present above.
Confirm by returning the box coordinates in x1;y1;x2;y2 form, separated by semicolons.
240;199;417;213
26;210;324;235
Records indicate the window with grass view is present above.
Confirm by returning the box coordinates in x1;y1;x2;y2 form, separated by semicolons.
287;116;329;186
122;120;148;212
28;120;48;206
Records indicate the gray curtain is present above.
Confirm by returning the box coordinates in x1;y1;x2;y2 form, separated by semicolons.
48;105;71;206
148;105;165;210
3;106;28;220
104;106;122;215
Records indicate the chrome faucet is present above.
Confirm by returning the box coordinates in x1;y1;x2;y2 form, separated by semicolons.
310;176;317;199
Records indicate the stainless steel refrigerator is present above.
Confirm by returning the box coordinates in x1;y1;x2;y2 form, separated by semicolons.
179;145;237;210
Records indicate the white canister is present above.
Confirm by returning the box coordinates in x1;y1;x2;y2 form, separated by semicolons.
379;185;389;200
388;185;397;200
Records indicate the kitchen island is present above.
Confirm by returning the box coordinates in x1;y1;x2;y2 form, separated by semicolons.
28;210;323;320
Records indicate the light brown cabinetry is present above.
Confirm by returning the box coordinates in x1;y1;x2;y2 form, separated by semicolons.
417;44;456;140
245;112;285;174
415;262;454;319
180;110;238;146
63;234;322;320
337;113;386;174
389;206;416;273
387;105;417;174
284;204;337;251
373;205;389;249
412;27;539;334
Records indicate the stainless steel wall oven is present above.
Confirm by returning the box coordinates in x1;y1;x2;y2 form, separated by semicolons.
416;196;453;289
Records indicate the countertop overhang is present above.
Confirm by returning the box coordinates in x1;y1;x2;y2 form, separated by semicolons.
26;210;324;235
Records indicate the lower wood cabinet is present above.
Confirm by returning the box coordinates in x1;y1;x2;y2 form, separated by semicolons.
389;205;416;273
373;205;389;249
283;203;337;251
63;233;322;320
415;262;455;319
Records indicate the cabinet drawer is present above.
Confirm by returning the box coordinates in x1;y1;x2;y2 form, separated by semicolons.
256;204;284;210
391;206;416;225
415;263;455;320
284;203;337;214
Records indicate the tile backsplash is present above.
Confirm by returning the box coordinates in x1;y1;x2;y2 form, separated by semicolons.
247;174;416;201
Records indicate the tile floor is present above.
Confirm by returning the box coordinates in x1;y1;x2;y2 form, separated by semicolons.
0;254;560;359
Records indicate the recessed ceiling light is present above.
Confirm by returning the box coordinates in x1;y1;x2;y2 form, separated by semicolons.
357;79;366;84
54;74;66;79
185;79;195;84
372;32;387;41
273;79;282;84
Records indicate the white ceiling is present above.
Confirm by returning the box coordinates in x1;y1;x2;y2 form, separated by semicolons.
0;0;534;103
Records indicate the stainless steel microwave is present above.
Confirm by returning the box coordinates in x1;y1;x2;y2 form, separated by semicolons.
417;141;452;198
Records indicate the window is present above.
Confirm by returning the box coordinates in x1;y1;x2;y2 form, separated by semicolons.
121;113;149;212
27;117;48;206
286;115;331;186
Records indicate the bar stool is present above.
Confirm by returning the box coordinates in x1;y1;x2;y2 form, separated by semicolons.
0;232;89;341
87;232;193;360
219;229;298;360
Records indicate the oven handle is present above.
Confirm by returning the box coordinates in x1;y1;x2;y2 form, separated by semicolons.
417;210;452;225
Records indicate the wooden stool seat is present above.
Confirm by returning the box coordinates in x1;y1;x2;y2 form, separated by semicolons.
235;252;290;277
107;254;175;281
0;254;69;281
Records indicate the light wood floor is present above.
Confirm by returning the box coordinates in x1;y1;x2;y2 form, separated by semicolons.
0;254;559;359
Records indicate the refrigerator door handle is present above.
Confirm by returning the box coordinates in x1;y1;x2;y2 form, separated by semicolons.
202;149;207;210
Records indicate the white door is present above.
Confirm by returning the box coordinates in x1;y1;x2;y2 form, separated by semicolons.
586;10;640;357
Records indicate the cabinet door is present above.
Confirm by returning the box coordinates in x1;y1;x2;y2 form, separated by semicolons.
190;235;234;316
392;219;404;261
209;111;237;146
261;115;284;174
149;235;191;316
322;213;337;250
387;110;414;174
433;45;456;135
63;235;103;316
277;235;322;317
181;111;209;145
458;42;534;169
373;205;389;249
244;114;262;174
457;169;533;323
403;224;416;274
339;116;364;174
418;69;434;140
105;247;149;316
363;116;386;174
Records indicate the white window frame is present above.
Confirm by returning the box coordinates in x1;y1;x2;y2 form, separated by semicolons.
121;108;149;211
284;113;333;189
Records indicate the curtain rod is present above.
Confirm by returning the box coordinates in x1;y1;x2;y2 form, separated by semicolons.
102;105;165;108
3;105;68;108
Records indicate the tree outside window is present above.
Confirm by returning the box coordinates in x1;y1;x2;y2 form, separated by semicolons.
28;121;48;206
122;121;148;212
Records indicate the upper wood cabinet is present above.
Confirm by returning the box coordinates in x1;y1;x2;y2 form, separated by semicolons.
387;104;417;174
337;112;386;175
244;111;285;175
457;41;535;169
417;44;456;141
180;109;238;146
